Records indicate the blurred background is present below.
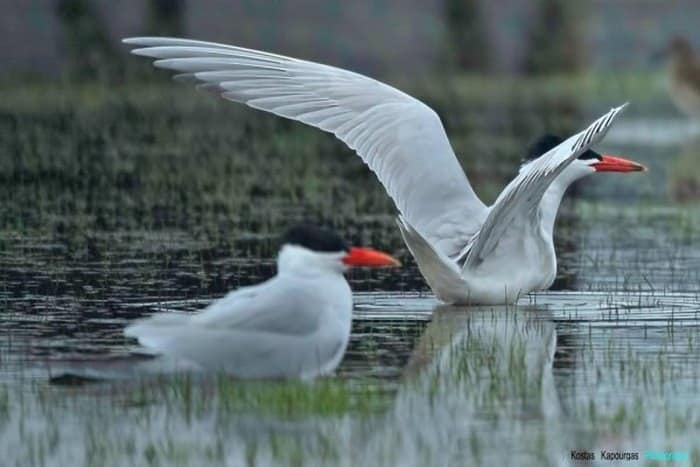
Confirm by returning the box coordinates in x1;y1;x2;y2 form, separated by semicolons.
4;0;700;295
4;3;700;465
2;0;700;296
3;0;700;333
2;0;698;77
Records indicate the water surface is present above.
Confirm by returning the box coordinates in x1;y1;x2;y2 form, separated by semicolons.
2;81;700;465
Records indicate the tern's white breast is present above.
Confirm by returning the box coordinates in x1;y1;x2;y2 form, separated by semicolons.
457;220;556;305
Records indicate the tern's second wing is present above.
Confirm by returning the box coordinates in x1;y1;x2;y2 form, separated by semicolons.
463;104;627;269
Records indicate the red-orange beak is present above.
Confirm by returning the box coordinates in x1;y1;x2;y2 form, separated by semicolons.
592;155;647;173
342;247;401;268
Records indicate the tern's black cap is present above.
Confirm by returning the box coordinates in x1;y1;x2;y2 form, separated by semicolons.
281;224;348;253
525;134;601;161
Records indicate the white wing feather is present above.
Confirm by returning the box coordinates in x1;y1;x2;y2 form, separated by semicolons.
192;276;323;334
125;276;323;349
123;37;487;256
463;104;627;269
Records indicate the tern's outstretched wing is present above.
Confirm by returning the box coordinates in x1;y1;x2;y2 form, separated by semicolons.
462;104;627;269
124;37;487;257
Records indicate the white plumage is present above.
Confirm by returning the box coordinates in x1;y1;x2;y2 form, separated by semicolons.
125;245;353;379
125;37;643;304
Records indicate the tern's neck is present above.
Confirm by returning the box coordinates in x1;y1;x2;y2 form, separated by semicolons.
277;245;346;276
539;177;573;239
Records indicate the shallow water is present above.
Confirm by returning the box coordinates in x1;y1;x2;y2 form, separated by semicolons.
2;292;699;466
3;81;700;465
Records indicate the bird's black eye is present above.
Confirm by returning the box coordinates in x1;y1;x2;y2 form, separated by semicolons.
525;134;563;161
281;224;348;253
577;149;602;161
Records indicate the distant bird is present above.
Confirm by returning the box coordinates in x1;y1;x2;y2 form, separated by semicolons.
662;37;700;120
124;37;645;305
125;225;400;379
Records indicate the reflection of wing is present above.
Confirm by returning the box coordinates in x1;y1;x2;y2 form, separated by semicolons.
370;304;563;466
124;37;487;256
463;104;627;269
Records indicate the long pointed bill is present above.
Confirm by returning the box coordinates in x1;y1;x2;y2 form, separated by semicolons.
592;155;647;172
342;247;401;267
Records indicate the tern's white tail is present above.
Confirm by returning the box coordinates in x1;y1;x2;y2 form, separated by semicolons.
396;217;468;304
124;312;192;350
